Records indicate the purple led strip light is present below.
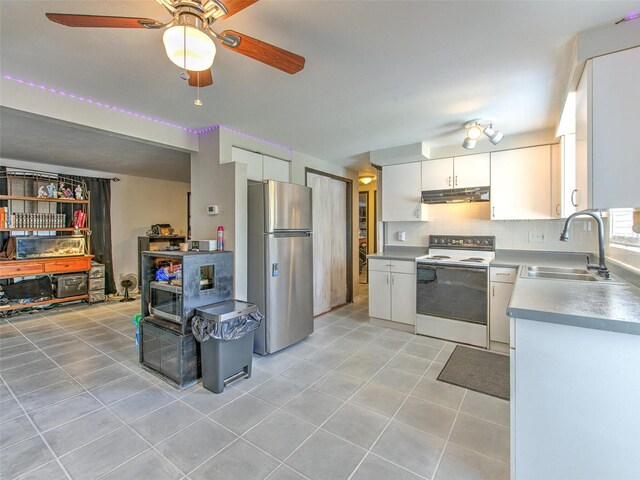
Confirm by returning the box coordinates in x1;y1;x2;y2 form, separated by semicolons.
2;74;292;153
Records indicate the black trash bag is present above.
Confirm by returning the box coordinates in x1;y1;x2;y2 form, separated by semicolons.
3;276;53;300
192;310;263;342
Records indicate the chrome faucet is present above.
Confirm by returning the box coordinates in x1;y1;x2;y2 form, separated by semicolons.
560;210;610;278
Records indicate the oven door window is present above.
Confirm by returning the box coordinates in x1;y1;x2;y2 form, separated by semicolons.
416;264;487;325
151;287;181;320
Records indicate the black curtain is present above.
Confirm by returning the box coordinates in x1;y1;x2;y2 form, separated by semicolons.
61;176;117;294
0;166;7;251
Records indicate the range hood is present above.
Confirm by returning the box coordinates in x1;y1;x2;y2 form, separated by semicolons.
421;186;490;205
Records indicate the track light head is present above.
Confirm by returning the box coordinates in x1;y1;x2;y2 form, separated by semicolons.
462;137;477;149
484;125;504;145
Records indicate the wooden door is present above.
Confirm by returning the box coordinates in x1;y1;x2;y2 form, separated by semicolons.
307;172;348;315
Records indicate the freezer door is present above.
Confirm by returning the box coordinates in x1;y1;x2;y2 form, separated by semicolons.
265;232;314;353
265;180;312;232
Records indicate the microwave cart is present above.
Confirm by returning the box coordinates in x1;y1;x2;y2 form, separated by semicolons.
139;250;233;388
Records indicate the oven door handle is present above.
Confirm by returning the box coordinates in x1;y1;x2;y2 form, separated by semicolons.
417;264;487;274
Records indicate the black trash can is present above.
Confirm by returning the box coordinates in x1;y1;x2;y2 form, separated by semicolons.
192;300;263;394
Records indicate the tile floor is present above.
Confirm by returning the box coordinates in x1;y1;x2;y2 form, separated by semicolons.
0;292;509;480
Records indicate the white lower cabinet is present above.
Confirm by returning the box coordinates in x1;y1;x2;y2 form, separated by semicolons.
368;269;391;320
511;317;640;479
368;259;416;325
489;267;516;348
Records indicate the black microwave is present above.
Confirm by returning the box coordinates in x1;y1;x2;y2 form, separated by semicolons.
149;281;182;323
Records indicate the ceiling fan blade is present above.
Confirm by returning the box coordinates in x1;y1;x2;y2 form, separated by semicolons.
187;69;213;87
220;30;305;74
218;0;259;20
46;13;163;29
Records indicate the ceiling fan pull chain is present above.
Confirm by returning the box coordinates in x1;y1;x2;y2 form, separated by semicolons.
195;72;203;106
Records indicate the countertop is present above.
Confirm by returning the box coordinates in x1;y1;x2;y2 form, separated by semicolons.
508;272;640;336
367;246;427;261
371;246;640;336
491;250;592;268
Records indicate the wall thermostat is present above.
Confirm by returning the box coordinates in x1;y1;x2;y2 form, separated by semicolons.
207;205;219;216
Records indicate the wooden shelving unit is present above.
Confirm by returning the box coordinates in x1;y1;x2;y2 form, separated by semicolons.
0;294;89;312
0;195;89;204
0;228;90;232
0;168;93;313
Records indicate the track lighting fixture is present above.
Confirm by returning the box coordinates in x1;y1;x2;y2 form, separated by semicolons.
462;120;504;149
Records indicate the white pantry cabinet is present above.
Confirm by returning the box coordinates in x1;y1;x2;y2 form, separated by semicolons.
575;47;640;209
231;147;290;182
368;259;416;325
490;145;551;220
382;163;428;221
421;153;490;191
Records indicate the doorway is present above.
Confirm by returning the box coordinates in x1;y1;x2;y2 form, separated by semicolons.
358;175;378;284
306;169;353;316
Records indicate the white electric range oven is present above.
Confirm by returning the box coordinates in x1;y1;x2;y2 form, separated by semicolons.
415;235;495;348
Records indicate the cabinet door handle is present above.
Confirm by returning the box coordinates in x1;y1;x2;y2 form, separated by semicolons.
555;204;561;216
391;275;395;285
492;285;495;297
447;176;452;187
492;206;495;218
454;175;458;186
386;274;389;285
570;189;578;207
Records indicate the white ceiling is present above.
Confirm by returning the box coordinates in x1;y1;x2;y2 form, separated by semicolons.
1;1;637;171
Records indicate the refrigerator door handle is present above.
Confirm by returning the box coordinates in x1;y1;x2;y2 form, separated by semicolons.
272;263;279;277
273;231;312;238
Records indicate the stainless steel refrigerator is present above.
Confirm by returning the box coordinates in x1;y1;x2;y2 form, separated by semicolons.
248;180;313;355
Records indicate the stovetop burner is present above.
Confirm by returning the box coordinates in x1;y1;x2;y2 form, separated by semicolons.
461;257;485;262
430;255;451;259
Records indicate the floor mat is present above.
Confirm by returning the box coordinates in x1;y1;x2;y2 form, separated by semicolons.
437;345;509;400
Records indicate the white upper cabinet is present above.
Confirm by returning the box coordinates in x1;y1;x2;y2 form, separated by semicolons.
550;142;562;218
421;154;490;191
454;153;491;188
421;158;453;190
382;162;428;221
491;145;551;220
262;155;290;182
231;147;290;183
576;47;640;209
232;147;263;181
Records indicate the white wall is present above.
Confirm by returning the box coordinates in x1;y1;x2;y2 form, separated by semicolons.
2;157;189;286
190;129;248;299
385;203;598;253
110;175;189;282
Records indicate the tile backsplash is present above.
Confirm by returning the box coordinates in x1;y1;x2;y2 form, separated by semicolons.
385;203;597;253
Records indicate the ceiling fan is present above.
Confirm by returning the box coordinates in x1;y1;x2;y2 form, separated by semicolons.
45;0;305;89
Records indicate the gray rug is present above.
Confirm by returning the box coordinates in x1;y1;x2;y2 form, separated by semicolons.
437;345;510;400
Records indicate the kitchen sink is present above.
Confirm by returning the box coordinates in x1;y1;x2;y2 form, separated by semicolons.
520;265;619;282
524;271;600;281
525;265;591;275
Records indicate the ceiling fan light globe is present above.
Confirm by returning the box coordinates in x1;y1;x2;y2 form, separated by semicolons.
462;137;477;149
163;25;216;71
